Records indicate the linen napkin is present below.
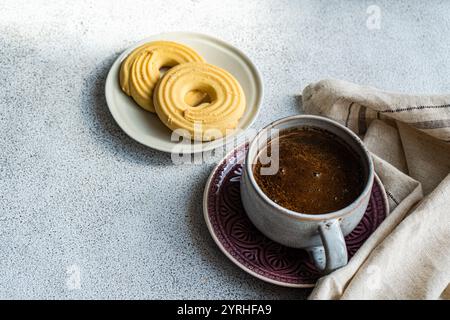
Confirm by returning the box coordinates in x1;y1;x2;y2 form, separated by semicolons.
302;79;450;300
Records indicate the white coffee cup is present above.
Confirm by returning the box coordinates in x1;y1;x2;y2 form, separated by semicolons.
240;115;374;273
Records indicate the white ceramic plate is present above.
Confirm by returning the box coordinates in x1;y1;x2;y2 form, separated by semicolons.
105;32;263;153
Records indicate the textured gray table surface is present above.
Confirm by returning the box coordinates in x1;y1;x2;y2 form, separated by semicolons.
1;0;449;299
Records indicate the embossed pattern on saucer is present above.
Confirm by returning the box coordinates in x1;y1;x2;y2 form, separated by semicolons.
203;143;388;288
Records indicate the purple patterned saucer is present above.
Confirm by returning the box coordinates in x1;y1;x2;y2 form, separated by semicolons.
203;143;389;288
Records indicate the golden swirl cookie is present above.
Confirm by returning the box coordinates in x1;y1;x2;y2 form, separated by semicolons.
119;41;204;112
154;62;246;141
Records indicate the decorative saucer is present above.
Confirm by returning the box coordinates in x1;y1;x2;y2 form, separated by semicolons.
203;143;389;288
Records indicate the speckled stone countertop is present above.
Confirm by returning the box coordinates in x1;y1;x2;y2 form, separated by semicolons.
1;0;449;299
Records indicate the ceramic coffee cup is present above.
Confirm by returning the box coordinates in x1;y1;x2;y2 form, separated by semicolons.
240;115;374;273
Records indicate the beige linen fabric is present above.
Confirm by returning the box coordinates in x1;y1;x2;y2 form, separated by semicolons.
302;79;450;300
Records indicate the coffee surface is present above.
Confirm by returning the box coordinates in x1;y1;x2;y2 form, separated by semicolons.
253;127;364;215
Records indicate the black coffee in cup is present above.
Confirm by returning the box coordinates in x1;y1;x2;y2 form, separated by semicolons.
253;127;364;215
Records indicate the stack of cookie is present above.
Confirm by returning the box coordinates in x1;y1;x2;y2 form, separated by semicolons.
119;41;246;141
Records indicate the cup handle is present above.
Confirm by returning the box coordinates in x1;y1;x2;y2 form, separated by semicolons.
306;219;348;274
